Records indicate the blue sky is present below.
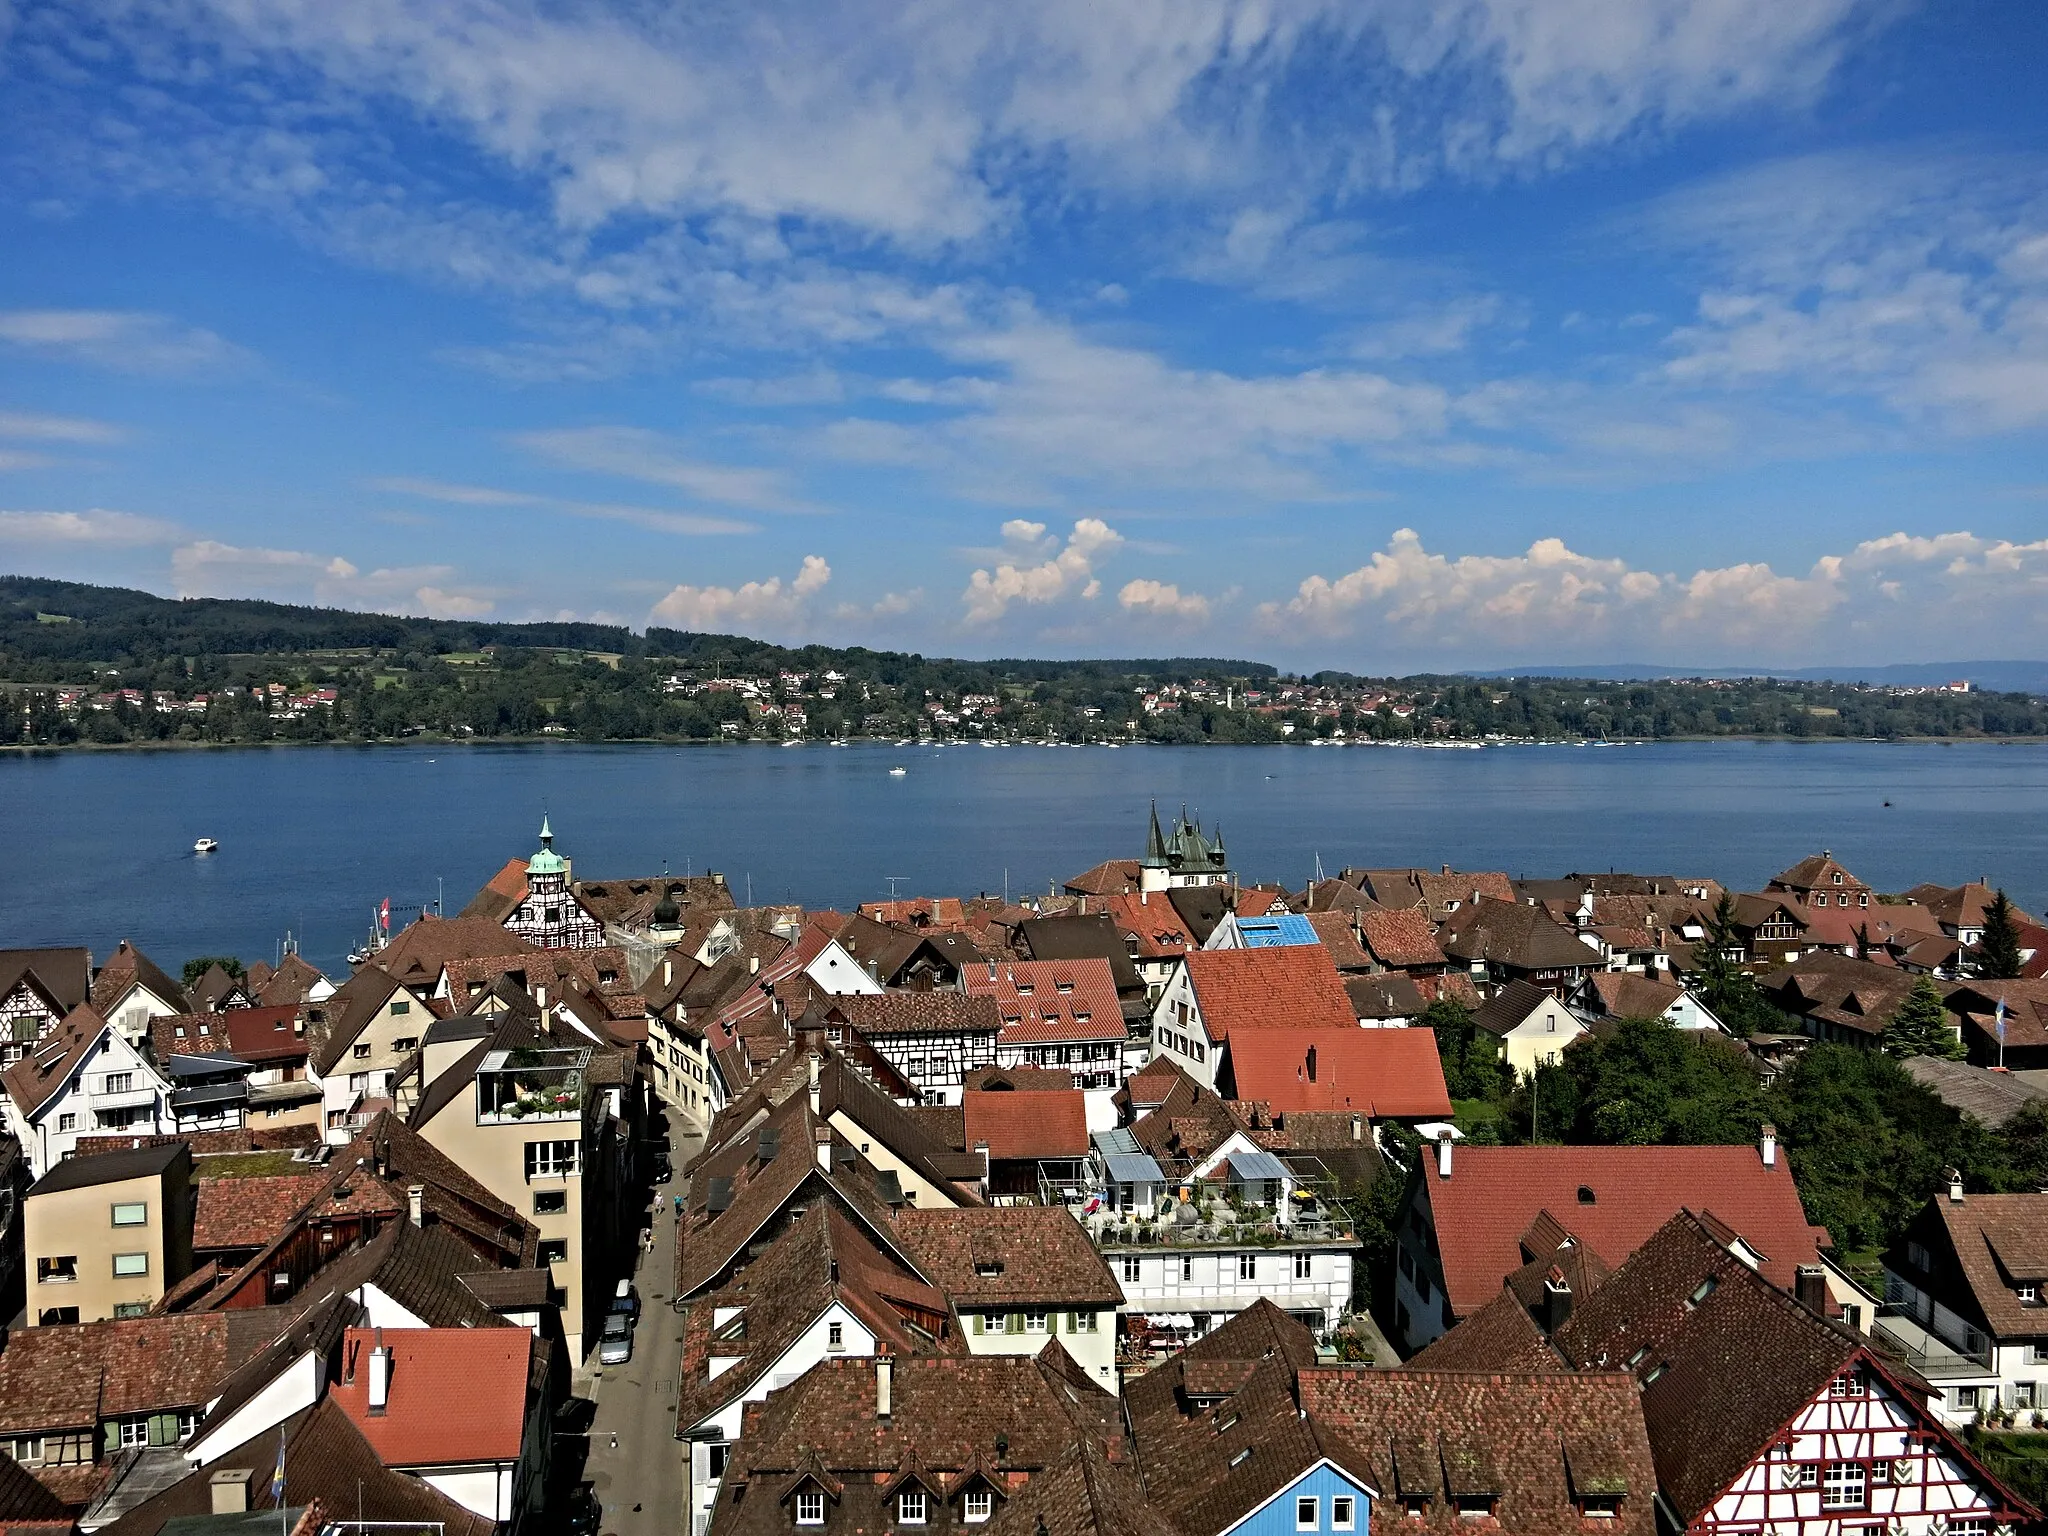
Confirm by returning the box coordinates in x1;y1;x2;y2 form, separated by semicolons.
1;0;2045;672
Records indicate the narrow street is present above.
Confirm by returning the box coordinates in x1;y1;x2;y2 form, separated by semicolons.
579;1130;701;1536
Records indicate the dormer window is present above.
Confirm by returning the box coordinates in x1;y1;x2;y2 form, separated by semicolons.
1687;1277;1717;1308
898;1491;927;1525
1454;1498;1496;1521
1578;1496;1623;1520
1229;1448;1253;1469
1402;1500;1430;1521
1056;981;1074;994
964;1492;992;1524
1016;983;1033;996
2021;1285;2040;1305
974;1260;1004;1278
797;1490;826;1525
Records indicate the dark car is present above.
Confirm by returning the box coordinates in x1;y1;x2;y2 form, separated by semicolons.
564;1486;601;1535
652;1152;673;1185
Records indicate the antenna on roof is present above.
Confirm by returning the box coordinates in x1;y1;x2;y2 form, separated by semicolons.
886;877;907;899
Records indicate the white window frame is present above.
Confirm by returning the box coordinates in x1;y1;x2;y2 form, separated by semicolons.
1025;1311;1048;1334
1294;1252;1313;1280
1239;1253;1257;1281
899;1491;927;1526
827;1321;844;1351
1297;1496;1319;1531
1332;1496;1356;1531
1122;1255;1141;1283
796;1490;825;1526
1821;1462;1866;1511
965;1491;993;1524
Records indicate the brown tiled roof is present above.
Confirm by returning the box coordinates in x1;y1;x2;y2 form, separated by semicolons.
1065;859;1144;896
95;1397;493;1536
961;958;1126;1045
962;1088;1089;1161
253;952;329;1008
0;947;90;1018
306;965;408;1077
829;992;1001;1039
1471;979;1562;1037
193;1173;327;1252
0;1314;240;1436
373;914;539;987
1344;972;1427;1020
895;1206;1122;1308
962;1065;1073;1092
1928;1193;2048;1338
1357;906;1447;969
1182;946;1356;1042
1768;852;1867;894
0;1443;70;1524
3;1004;113;1119
457;857;530;924
89;941;189;1015
1439;898;1599;971
1123;1299;1319;1428
574;873;735;928
1406;1288;1566;1372
1579;971;1685;1020
1303;911;1374;971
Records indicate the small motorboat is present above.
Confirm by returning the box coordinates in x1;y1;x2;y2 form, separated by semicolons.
888;766;907;777
193;837;219;854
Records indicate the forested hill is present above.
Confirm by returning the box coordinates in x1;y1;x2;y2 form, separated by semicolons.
0;575;1273;682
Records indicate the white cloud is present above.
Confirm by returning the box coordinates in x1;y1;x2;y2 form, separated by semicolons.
1262;526;2048;658
370;475;754;534
962;517;1123;624
649;555;832;633
0;508;180;544
0;310;250;376
170;539;496;617
516;427;821;513
1118;578;1212;624
367;477;542;506
0;411;124;443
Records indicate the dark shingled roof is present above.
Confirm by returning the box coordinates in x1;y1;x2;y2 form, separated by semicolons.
1439;898;1599;972
0;946;91;1017
828;991;1002;1038
894;1206;1123;1309
27;1141;185;1198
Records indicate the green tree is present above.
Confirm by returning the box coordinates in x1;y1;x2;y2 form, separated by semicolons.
1973;889;2025;981
1689;895;1776;1038
1420;998;1504;1102
1885;975;1964;1061
181;955;245;986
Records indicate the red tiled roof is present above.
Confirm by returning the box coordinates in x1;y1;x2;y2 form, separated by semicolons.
1096;891;1192;959
331;1326;531;1467
194;1174;326;1252
963;1088;1090;1161
1183;946;1355;1042
960;957;1126;1045
1358;906;1447;969
1224;1027;1452;1120
1423;1143;1828;1322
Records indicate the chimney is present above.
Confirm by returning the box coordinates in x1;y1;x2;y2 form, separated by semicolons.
1350;1113;1362;1143
407;1183;424;1227
815;1126;833;1172
1542;1268;1574;1332
1759;1124;1777;1168
749;956;759;976
1435;1130;1454;1180
536;984;547;1009
368;1333;392;1415
1794;1265;1828;1316
876;1353;893;1419
1949;1167;1966;1203
663;959;672;986
809;1052;822;1116
209;1469;253;1516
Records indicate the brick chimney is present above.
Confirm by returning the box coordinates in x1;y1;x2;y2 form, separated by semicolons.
1794;1265;1828;1316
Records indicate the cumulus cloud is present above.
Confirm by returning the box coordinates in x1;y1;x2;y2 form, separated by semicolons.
1261;527;2048;658
649;555;832;633
170;540;495;617
962;518;1122;624
0;508;180;544
0;310;250;376
1118;578;1212;624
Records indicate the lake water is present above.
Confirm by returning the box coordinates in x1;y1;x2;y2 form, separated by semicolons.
6;740;2047;977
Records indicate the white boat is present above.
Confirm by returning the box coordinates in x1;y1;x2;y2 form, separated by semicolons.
888;766;907;777
193;838;219;854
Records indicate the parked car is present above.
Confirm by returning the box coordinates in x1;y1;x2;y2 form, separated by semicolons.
611;1278;640;1322
598;1311;633;1365
565;1487;602;1535
653;1152;673;1185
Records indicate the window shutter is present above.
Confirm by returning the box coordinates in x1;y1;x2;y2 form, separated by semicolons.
1065;1312;1077;1333
149;1413;177;1447
1006;1313;1022;1336
102;1423;118;1456
972;1313;983;1335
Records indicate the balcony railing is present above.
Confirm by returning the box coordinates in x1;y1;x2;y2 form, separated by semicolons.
1872;1309;1993;1377
477;1046;589;1125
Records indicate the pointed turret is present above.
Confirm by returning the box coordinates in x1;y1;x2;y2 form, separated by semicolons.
1143;801;1169;867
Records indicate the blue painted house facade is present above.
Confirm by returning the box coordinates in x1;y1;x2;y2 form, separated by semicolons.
1216;1459;1375;1536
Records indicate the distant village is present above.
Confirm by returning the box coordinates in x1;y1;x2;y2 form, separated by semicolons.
2;810;2047;1536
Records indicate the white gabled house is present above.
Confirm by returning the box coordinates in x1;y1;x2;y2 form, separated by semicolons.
2;1005;174;1177
88;940;191;1051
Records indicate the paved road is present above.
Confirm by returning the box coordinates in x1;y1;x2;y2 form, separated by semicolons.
582;1131;702;1536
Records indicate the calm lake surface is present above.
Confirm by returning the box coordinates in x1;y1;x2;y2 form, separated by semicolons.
6;740;2047;976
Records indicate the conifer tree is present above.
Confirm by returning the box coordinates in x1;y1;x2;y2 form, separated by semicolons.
1885;974;1964;1061
1973;889;2025;981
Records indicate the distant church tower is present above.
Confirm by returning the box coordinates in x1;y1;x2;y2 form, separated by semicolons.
504;816;605;950
1138;802;1232;892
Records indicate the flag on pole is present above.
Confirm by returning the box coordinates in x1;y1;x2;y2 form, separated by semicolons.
1997;1000;2009;1041
379;897;391;933
270;1432;286;1503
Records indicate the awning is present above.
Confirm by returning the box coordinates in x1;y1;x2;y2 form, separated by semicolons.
1102;1150;1165;1184
1226;1150;1289;1183
171;1081;248;1111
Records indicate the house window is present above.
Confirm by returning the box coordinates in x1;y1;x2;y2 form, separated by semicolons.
96;1106;147;1130
1025;1311;1048;1333
111;1202;147;1227
1578;1497;1623;1520
1182;1256;1195;1282
1951;1522;1990;1536
37;1307;77;1326
389;1000;411;1016
118;1419;151;1449
534;1190;567;1215
391;1037;418;1053
1401;1499;1429;1521
899;1491;927;1525
57;1113;75;1133
2022;1383;2040;1409
1298;1496;1319;1530
10;1437;44;1465
965;1491;994;1523
1122;1256;1141;1283
353;1043;372;1060
102;1072;134;1094
538;1239;568;1265
2034;1344;2048;1365
1453;1497;1495;1520
828;1322;844;1350
36;1255;77;1284
1295;1253;1313;1280
113;1252;148;1277
706;1442;729;1479
1074;1311;1098;1333
1829;1371;1865;1397
1821;1463;1866;1510
113;1302;149;1319
525;1139;581;1178
2022;1285;2041;1305
796;1490;826;1525
1239;1254;1257;1281
1332;1497;1356;1531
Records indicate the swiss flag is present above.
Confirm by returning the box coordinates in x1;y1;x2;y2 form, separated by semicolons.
379;898;391;932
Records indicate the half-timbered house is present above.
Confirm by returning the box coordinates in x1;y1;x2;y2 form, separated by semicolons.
822;992;1001;1105
0;947;89;1066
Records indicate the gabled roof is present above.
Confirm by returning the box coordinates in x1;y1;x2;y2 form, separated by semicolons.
187;964;246;1011
457;857;531;924
3;1003;122;1119
253;952;329;1008
0;946;90;1017
894;1206;1122;1309
1420;1143;1828;1322
1064;859;1143;896
0;1314;240;1436
1020;911;1150;994
1344;973;1428;1021
828;991;1001;1038
1927;1193;2048;1338
961;957;1127;1045
1182;946;1356;1043
1768;851;1867;893
963;1088;1090;1161
331;1325;534;1467
1577;971;1685;1020
192;1173;328;1253
1471;979;1565;1037
1123;1299;1319;1429
371;914;539;988
1438;898;1598;971
90;941;190;1015
95;1397;494;1536
1223;1028;1452;1120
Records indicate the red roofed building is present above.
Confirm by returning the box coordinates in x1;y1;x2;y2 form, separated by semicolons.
331;1325;549;1528
959;958;1126;1126
1221;1027;1452;1122
1151;947;1356;1091
1392;1133;1832;1353
962;1086;1090;1197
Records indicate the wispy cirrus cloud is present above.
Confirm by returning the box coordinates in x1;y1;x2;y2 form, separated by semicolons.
515;427;822;514
370;474;756;535
170;540;498;618
0;508;181;544
0;310;251;376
